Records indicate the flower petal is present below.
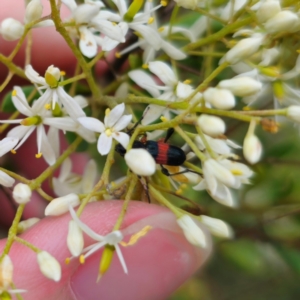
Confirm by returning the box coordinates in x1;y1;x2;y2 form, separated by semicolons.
79;26;98;58
141;104;165;125
105;103;125;128
77;117;105;133
113;114;132;132
97;133;112;155
148;61;177;86
0;137;19;156
0;170;15;187
112;132;129;149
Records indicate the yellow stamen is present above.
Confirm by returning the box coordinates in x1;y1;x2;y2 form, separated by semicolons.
142;63;148;69
176;189;183;195
65;258;71;265
160;0;167;6
160;116;168;122
44;103;51;110
35;153;42;159
231;169;243;176
115;52;121;58
243;106;253;111
12;89;17;96
148;17;154;24
11;149;16;154
105;128;113;137
60;70;66;76
180;183;187;189
105;108;111;116
121;226;152;246
183;79;191;85
79;255;85;264
158;27;164;32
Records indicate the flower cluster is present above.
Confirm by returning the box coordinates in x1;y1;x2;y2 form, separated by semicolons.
1;0;300;295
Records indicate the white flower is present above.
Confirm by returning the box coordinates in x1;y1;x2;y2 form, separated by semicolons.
203;87;235;110
0;171;15;188
218;77;262;97
255;0;281;23
78;103;132;155
177;215;207;248
69;205;128;274
200;215;234;238
45;193;80;216
195;134;241;156
129;61;201;124
287;105;300;123
174;0;199;9
125;148;156;176
0;86;81;165
0;137;19;157
37;251;61;282
12;183;32;204
197;115;226;137
243;120;262;164
0;18;24;41
25;0;43;24
194;158;253;207
264;10;299;34
25;65;86;119
223;33;265;65
17;218;40;233
53;158;98;197
67;220;84;257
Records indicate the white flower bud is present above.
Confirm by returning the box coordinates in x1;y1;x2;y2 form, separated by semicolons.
45;193;80;216
45;65;61;81
25;0;43;24
224;34;264;64
0;255;13;290
17;218;40;233
203;87;235;110
197;114;226;137
125;149;156;176
67;220;84;257
177;215;207;248
264;11;299;34
200;215;234;238
0;170;15;187
173;0;199;10
0;18;24;41
287;105;300;123
37;251;61;282
12;183;32;204
256;0;281;23
218;77;262;97
243;121;262;164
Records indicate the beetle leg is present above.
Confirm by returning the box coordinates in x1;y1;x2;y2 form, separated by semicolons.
164;128;175;143
161;165;201;176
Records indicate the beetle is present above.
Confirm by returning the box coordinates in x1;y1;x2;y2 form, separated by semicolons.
115;128;197;178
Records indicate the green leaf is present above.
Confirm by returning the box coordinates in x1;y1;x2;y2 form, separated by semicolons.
274;244;300;275
1;86;38;113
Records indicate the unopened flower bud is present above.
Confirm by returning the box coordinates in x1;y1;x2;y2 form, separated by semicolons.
0;255;13;290
125;149;156;176
218;77;262;97
224;34;264;64
12;183;32;204
177;215;207;248
0;18;24;41
25;0;43;24
287;105;300;123
45;65;61;88
203;87;235;110
173;0;199;9
243;120;262;164
264;11;299;34
37;251;61;282
197;114;226;137
256;0;281;23
200;215;233;238
17;218;40;233
45;193;80;216
67;220;84;257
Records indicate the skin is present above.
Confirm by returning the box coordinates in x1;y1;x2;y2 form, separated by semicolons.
0;1;212;299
